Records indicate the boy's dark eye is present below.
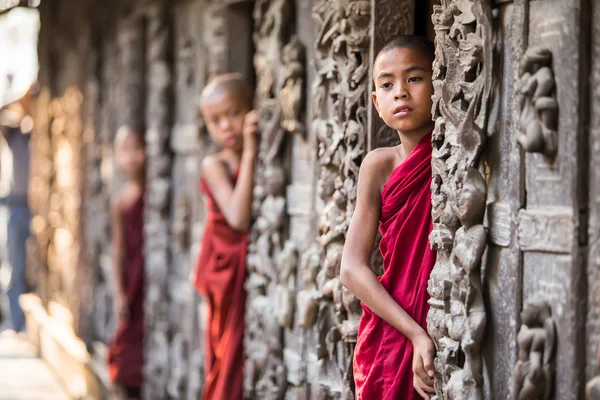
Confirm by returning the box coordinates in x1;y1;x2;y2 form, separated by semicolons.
408;76;422;83
380;82;392;89
211;117;220;125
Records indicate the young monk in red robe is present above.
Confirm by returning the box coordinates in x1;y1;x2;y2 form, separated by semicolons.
191;73;258;400
340;36;437;400
108;124;146;400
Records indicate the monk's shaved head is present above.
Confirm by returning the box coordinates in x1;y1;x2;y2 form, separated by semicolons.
199;73;253;110
374;35;435;69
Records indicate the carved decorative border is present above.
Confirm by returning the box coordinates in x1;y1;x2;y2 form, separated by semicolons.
426;0;492;398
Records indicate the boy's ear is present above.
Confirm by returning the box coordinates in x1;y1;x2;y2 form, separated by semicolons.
372;92;381;118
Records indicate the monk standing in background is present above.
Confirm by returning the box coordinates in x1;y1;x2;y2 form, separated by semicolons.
108;124;146;400
191;73;258;400
340;36;437;400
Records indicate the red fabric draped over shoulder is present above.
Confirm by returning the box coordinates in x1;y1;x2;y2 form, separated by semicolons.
193;171;247;400
353;132;436;400
108;192;145;390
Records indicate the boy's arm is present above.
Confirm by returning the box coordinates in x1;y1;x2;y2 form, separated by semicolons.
341;151;435;397
340;151;426;341
111;195;128;321
202;111;258;232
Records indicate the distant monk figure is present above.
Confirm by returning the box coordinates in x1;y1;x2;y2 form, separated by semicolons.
190;74;258;400
108;124;146;400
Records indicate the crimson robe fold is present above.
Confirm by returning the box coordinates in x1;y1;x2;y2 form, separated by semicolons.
353;132;436;399
108;192;145;390
194;172;247;400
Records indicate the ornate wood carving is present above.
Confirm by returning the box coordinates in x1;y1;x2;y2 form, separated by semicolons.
204;3;228;81
426;0;492;398
511;298;557;400
516;47;558;158
245;0;303;398
142;3;173;399
517;208;573;253
305;0;371;397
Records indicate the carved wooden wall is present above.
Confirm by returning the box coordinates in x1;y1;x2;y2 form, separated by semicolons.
31;1;600;399
516;1;587;399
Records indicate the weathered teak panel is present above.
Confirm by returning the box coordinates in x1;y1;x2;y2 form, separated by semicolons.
588;0;600;396
513;1;587;399
483;1;526;398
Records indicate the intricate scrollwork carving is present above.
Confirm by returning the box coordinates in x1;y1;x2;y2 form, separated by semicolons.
306;0;371;398
426;1;492;399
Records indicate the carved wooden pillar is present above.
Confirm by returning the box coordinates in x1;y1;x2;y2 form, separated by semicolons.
142;2;173;398
170;1;211;398
426;1;492;399
588;0;600;396
305;1;371;398
244;0;303;398
483;1;527;397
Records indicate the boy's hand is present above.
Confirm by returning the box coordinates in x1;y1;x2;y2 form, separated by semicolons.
411;331;435;399
242;110;259;157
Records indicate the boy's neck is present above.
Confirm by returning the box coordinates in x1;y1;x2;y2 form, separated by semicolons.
396;122;434;155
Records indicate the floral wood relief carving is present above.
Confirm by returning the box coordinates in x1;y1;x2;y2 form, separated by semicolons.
426;0;492;399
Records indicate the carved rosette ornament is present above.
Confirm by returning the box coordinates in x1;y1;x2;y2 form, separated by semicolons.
245;0;303;398
516;47;558;158
305;0;370;398
142;3;173;399
426;0;492;399
511;299;557;400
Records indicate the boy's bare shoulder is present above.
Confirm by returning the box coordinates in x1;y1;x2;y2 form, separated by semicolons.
361;146;397;175
201;153;228;177
112;182;140;212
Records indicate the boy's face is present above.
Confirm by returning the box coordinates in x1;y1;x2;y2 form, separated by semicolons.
116;132;145;179
372;47;434;135
201;91;250;152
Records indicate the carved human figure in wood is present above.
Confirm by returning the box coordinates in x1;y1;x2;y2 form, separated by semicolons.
297;244;321;329
444;167;487;399
280;36;305;135
517;46;558;157
275;241;298;328
511;298;556;400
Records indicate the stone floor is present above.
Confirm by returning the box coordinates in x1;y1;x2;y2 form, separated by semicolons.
0;331;69;400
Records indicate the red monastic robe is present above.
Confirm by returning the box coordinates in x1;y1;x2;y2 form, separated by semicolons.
194;171;247;400
108;192;145;391
353;132;436;399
